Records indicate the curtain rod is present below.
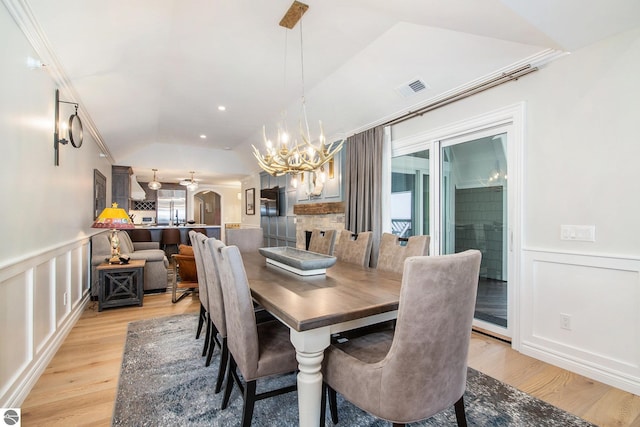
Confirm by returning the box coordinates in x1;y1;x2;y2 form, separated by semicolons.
381;64;538;128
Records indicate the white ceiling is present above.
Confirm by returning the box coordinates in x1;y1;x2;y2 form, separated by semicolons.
21;0;640;185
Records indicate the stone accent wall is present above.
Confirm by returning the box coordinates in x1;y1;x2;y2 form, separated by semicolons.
294;202;346;249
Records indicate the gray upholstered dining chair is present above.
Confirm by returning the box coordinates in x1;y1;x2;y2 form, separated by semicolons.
189;231;214;360
377;233;430;274
217;245;298;427
321;250;482;427
334;230;373;267
308;229;337;255
225;227;264;253
202;237;231;393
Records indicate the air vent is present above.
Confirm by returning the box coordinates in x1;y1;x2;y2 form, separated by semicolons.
396;78;429;98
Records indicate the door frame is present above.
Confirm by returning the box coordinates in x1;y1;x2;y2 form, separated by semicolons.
391;103;524;346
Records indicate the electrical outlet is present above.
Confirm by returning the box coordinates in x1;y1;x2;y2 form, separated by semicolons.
560;313;571;330
63;292;68;306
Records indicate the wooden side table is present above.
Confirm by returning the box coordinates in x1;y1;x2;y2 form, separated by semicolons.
97;260;145;311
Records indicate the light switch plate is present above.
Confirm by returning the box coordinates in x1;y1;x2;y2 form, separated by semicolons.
560;225;596;242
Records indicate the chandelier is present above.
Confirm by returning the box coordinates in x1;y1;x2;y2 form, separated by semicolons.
252;1;344;185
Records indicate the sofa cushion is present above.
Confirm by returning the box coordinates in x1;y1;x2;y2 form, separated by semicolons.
118;231;135;254
128;250;167;263
133;241;160;251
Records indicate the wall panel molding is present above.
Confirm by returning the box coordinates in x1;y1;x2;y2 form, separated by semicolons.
0;237;90;407
521;248;640;395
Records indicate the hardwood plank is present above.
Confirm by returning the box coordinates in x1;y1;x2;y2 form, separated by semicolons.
468;333;640;426
21;292;200;426
20;291;639;427
581;387;640;427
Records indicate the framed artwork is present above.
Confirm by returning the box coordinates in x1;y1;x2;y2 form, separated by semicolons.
93;169;106;219
246;188;255;215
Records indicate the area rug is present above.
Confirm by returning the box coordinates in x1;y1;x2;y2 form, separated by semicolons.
112;314;595;426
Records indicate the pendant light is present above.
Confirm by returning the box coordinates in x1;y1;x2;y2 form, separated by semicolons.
148;169;162;190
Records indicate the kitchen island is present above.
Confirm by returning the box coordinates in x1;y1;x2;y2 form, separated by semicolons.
127;225;221;245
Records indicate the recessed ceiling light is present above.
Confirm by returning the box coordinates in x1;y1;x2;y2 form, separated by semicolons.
224;146;232;150
218;105;226;111
200;134;207;139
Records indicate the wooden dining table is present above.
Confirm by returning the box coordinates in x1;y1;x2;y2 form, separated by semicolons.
242;251;403;427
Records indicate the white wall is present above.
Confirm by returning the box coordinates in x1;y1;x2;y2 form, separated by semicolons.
392;28;640;394
0;4;111;406
240;173;261;227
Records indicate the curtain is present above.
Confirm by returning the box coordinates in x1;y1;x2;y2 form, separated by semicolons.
344;125;384;267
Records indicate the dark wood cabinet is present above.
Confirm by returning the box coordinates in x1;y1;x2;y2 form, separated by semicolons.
112;165;132;210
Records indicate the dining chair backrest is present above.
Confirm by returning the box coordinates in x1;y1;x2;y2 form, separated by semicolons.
225;228;264;253
377;233;430;274
308;229;337;255
216;245;260;379
323;250;481;425
189;230;209;311
203;237;227;337
334;230;373;267
383;250;481;420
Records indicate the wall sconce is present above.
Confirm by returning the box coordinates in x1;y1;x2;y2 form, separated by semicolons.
54;89;83;166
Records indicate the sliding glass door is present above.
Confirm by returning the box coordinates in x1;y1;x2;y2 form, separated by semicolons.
391;117;518;339
440;131;509;334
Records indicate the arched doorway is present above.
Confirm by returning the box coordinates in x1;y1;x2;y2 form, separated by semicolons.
193;190;221;225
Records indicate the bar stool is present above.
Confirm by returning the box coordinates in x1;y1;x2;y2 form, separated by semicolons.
129;229;152;243
161;228;181;256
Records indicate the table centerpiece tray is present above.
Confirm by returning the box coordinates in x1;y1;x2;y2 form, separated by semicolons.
258;247;337;276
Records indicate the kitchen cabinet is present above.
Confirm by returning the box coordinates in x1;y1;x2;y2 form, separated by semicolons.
112;165;132;211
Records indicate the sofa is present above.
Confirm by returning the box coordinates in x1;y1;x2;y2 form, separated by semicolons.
91;230;169;296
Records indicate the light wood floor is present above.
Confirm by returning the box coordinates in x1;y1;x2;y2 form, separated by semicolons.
21;292;640;427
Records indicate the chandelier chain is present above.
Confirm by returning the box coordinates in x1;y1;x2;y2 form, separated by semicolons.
299;16;311;143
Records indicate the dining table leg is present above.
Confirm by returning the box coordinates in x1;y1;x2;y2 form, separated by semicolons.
290;326;331;427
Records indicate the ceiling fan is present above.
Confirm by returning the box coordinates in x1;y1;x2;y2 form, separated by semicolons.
179;171;199;191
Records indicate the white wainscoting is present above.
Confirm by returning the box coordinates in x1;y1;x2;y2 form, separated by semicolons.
521;249;640;395
0;237;90;407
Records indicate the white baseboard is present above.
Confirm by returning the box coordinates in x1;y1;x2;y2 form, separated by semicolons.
521;340;640;396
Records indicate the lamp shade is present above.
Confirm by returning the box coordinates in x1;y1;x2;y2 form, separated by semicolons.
92;203;134;229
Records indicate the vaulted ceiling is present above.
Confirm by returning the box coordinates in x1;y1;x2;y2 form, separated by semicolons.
18;0;640;185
